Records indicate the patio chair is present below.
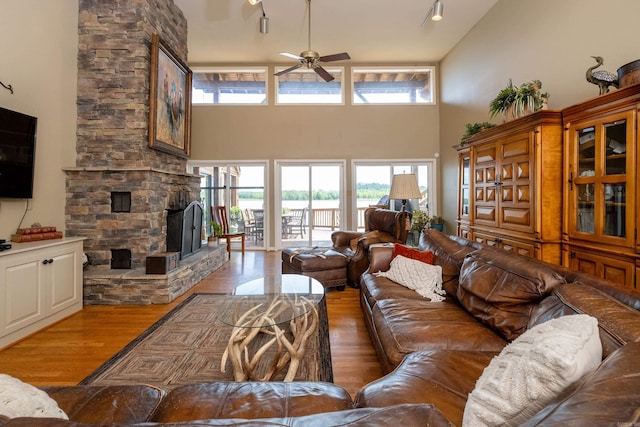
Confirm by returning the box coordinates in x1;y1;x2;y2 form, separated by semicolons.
252;209;264;242
285;207;307;238
212;206;245;258
241;209;256;240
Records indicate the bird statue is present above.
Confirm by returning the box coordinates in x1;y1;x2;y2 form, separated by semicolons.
586;56;619;95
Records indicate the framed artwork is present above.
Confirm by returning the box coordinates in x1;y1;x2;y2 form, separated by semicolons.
149;34;192;158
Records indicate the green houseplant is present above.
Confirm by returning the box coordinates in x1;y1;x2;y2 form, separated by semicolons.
410;209;430;245
489;79;549;121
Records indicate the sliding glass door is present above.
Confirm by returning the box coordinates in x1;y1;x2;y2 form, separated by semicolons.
277;161;345;248
196;162;267;250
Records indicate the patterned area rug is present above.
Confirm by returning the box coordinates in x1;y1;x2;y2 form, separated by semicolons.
80;293;332;389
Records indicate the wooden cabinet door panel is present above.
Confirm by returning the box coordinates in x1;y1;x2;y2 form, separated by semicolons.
569;249;635;289
500;238;536;259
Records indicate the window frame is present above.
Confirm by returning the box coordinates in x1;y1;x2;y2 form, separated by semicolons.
191;67;269;106
351;159;438;229
351;66;436;106
274;66;346;106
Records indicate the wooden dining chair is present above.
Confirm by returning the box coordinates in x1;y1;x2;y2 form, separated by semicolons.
212;206;245;258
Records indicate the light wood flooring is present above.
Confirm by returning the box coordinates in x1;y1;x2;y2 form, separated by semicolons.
0;251;382;397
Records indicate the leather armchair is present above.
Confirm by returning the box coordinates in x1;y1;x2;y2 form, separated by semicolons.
331;208;411;286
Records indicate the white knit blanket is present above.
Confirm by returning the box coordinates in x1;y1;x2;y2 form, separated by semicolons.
0;374;68;419
374;255;446;302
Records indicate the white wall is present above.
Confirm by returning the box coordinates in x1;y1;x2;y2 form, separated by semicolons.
439;0;640;229
0;0;78;240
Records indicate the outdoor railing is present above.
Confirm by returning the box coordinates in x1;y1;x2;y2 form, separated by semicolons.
309;207;369;230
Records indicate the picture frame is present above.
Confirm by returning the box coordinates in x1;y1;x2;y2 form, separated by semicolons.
149;34;192;158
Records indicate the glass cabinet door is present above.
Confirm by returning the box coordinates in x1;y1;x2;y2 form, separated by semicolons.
460;155;471;219
569;113;633;245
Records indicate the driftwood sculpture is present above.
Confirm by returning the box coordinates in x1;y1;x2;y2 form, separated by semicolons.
221;294;318;382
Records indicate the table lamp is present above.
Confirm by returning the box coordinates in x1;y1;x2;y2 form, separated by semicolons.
389;174;421;212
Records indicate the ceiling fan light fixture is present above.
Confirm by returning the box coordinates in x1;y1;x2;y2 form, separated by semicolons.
431;0;443;21
247;0;262;5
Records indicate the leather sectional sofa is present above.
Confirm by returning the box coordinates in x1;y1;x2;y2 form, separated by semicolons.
3;229;640;426
355;229;640;425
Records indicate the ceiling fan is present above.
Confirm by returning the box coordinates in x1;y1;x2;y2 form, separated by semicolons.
274;0;350;82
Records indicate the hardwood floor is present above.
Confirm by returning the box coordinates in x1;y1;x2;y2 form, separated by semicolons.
0;251;382;397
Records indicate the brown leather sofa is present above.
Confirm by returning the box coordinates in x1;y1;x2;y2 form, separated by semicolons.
331;208;411;286
4;229;640;426
0;382;448;426
355;229;640;426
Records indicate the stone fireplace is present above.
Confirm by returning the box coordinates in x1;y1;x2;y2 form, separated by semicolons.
65;0;225;305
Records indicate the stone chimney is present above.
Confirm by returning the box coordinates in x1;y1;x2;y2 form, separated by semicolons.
64;0;217;304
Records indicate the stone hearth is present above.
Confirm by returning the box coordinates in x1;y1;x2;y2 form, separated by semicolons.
83;244;226;305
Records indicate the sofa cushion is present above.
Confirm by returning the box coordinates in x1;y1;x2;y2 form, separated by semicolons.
457;249;566;340
463;314;602;427
419;229;478;296
355;350;498;427
0;404;452;427
361;273;425;310
392;243;434;264
522;341;640;426
41;385;164;424
150;382;353;422
530;282;640;357
372;298;506;369
0;375;68;420
374;255;446;301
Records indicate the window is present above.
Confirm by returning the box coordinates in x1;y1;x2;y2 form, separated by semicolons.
351;66;436;105
192;68;267;105
275;67;344;105
190;162;268;249
352;160;437;229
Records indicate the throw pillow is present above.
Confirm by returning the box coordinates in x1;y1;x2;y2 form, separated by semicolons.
0;374;68;420
462;314;602;427
374;255;446;302
392;244;434;264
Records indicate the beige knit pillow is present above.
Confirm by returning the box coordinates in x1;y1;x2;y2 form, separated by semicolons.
463;314;602;426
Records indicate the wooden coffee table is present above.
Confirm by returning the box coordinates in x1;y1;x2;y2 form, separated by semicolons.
217;274;325;381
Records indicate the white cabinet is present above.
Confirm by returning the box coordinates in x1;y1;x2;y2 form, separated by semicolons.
0;237;84;349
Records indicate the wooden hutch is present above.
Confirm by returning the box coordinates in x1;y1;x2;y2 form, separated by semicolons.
456;83;640;289
562;84;640;289
455;110;564;265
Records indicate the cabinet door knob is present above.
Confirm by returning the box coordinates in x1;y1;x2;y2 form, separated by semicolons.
570;251;576;259
42;259;54;265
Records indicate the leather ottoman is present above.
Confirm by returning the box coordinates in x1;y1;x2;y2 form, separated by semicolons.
282;247;349;290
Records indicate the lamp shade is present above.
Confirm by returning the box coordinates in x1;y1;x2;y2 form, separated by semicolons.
389;174;421;201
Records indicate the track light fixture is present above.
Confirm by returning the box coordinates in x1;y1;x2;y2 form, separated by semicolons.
421;0;444;27
248;0;269;34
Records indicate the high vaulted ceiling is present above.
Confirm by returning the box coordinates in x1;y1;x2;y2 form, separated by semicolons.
174;0;498;65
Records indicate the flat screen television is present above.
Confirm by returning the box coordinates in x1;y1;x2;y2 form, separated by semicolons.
0;107;38;199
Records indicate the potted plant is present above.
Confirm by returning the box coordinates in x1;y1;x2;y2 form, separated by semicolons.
429;215;445;232
410;210;430;244
462;122;496;141
489;79;549;121
209;220;222;241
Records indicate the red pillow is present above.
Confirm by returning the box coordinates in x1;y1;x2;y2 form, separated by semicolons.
393;244;434;264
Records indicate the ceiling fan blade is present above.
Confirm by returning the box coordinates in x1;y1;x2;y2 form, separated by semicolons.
274;63;303;76
319;52;351;62
313;66;335;82
280;52;304;61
